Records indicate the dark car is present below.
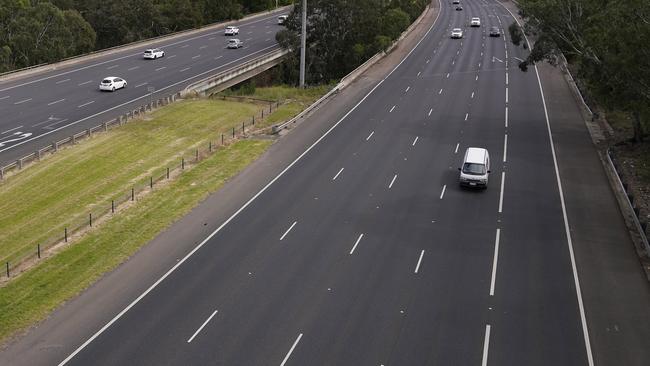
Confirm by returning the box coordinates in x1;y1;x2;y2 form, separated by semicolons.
456;5;463;10
489;26;501;37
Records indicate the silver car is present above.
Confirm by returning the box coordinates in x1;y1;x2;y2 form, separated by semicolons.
227;39;243;49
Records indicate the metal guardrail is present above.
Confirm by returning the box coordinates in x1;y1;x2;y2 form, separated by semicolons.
183;48;288;96
607;149;650;257
0;93;182;180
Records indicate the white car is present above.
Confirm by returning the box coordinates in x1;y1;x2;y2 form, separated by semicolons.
227;39;243;49
470;17;481;27
451;28;463;39
143;48;164;59
99;77;127;91
278;15;288;25
452;0;460;4
224;26;239;36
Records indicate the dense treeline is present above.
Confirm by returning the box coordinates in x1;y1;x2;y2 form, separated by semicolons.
275;0;429;85
0;0;291;73
516;0;650;142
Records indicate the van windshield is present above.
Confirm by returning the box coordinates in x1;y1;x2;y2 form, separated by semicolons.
462;162;486;175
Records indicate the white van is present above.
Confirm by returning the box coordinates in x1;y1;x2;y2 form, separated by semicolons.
278;15;288;25
459;147;490;188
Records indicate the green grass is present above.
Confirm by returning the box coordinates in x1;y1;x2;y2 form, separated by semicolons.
0;139;272;342
0;84;329;344
0;99;260;266
219;84;333;128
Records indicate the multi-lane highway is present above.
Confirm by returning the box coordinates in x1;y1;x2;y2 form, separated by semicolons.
0;8;287;166
4;0;650;365
48;0;592;364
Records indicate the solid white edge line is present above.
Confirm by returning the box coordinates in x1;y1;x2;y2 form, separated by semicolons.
489;229;500;296
498;172;505;213
414;250;425;273
332;167;344;181
482;324;491;366
2;44;278;154
187;309;218;343
388;174;398;189
280;221;297;241
503;134;508;163
56;3;443;364
349;233;364;255
501;4;594;365
439;185;446;199
280;333;303;366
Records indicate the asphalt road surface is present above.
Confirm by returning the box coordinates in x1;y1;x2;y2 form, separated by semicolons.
4;0;650;365
0;8;287;166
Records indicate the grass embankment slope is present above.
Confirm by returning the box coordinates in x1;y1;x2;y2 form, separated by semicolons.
0;99;259;266
220;84;332;127
0;85;330;344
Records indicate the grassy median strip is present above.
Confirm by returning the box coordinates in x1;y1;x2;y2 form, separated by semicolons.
0;99;260;266
0;138;271;342
0;84;330;344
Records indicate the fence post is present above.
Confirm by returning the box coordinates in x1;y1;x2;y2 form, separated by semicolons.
132;188;135;201
37;150;42;160
0;168;4;180
261;109;264;118
112;200;115;213
182;158;185;170
150;176;153;189
53;141;58;152
17;158;23;170
221;134;224;145
232;127;235;138
242;122;245;134
167;167;170;179
38;244;41;259
65;227;68;242
5;262;8;278
89;213;92;227
209;141;212;152
196;149;199;162
104;122;108;132
72;134;76;144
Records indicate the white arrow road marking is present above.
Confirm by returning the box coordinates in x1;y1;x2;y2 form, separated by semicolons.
492;56;504;63
0;132;33;147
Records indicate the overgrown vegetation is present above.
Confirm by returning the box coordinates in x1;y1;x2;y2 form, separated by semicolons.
0;0;292;72
515;0;650;143
275;0;428;85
